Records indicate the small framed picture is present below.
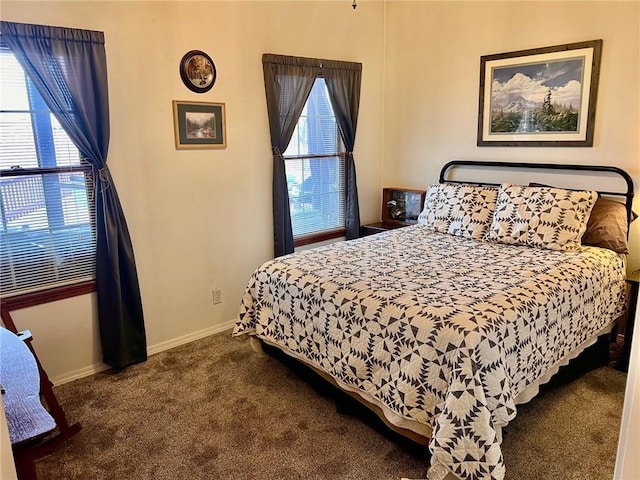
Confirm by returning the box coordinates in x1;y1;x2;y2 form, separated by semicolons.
179;50;216;93
172;101;227;149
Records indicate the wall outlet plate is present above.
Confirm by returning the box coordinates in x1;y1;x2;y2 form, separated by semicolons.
212;289;222;305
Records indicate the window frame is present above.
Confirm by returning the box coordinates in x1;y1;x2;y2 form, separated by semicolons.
1;280;95;311
283;76;347;247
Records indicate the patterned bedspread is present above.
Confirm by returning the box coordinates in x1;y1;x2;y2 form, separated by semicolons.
233;225;626;480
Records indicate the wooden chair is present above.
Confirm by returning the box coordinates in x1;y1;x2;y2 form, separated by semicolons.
0;305;81;479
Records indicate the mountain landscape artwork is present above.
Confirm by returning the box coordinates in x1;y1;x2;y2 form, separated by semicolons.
490;57;585;134
478;40;601;147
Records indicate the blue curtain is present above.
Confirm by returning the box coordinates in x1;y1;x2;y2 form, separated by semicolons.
323;60;362;240
1;21;147;369
262;54;319;257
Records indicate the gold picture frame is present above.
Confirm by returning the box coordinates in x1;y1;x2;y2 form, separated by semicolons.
172;101;227;150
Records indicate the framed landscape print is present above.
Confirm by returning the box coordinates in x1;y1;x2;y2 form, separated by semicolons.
173;101;226;149
477;40;602;147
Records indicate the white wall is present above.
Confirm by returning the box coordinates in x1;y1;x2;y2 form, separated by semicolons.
0;0;386;382
1;0;638;380
383;0;640;271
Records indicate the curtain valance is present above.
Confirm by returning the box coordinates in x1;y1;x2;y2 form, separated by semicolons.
262;53;362;72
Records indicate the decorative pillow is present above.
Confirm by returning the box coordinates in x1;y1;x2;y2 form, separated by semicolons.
529;182;635;254
417;183;498;239
487;183;598;251
582;198;632;254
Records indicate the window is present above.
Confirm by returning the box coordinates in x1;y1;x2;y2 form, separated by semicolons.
283;77;345;245
0;42;96;296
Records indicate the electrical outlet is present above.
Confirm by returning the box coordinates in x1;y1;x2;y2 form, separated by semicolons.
212;288;222;305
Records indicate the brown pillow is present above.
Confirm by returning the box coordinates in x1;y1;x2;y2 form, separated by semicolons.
581;197;631;254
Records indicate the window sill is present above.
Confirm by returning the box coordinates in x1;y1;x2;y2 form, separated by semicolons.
1;280;96;312
294;229;346;248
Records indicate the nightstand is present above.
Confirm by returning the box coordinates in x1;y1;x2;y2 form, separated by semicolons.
361;221;412;237
361;188;426;237
616;269;640;372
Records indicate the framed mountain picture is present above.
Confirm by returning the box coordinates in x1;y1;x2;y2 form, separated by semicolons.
477;40;602;147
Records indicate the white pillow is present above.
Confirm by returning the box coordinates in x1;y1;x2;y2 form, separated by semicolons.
487;183;598;251
417;183;498;240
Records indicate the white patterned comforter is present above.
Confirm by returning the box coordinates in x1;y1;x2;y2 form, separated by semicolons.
233;225;626;480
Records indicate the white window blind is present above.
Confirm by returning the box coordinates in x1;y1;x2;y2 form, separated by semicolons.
0;41;96;296
283;78;345;239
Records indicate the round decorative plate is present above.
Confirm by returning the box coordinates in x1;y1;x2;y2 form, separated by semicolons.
179;50;216;93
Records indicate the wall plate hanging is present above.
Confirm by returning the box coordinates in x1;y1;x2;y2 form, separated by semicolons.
179;50;216;93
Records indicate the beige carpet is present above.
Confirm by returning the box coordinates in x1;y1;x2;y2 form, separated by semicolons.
35;330;627;480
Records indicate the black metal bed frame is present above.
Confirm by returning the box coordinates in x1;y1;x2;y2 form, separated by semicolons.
439;160;635;235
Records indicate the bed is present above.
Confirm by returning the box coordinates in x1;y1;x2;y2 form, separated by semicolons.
232;160;634;480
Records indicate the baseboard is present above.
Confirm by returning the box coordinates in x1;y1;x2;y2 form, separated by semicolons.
51;319;237;385
146;320;236;356
51;363;112;386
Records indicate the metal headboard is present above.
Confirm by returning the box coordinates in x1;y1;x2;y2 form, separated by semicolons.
439;160;635;234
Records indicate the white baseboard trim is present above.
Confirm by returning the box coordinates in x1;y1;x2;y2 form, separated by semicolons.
51;320;237;386
146;320;236;356
51;363;111;386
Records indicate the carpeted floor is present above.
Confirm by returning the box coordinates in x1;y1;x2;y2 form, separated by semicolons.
35;330;627;480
